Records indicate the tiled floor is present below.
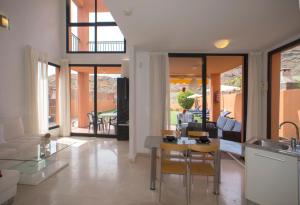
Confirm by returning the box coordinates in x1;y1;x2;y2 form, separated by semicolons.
71;126;116;135
14;137;246;205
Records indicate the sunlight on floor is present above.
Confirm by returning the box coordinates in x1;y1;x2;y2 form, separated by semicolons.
57;137;88;147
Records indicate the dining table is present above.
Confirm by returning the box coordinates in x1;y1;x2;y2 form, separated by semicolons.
144;136;226;195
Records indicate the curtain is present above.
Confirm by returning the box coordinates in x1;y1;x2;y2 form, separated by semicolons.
59;59;71;137
37;60;49;134
246;52;264;140
25;46;48;135
149;53;170;136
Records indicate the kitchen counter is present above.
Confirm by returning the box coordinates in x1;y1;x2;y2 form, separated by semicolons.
245;138;300;159
245;139;300;205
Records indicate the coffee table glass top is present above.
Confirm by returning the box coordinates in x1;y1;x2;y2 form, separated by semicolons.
0;140;70;162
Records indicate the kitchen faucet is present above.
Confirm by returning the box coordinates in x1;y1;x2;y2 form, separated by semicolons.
279;121;300;141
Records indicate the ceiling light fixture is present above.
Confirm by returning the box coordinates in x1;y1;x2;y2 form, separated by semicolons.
0;14;10;30
214;39;230;49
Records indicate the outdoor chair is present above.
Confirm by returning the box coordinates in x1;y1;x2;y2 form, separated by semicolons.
87;112;104;132
108;116;117;134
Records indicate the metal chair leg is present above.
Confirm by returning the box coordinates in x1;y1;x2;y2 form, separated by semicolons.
159;173;163;201
189;173;192;203
186;173;190;205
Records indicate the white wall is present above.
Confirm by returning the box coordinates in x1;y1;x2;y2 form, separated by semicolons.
0;0;62;120
133;51;151;154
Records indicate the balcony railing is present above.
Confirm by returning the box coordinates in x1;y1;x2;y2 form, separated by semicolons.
88;41;125;52
71;33;80;52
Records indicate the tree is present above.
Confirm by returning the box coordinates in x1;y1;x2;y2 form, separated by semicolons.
177;90;194;110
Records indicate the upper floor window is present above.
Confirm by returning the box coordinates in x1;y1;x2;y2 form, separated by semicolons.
66;0;126;53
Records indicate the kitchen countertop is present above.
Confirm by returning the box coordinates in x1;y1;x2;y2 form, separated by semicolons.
245;138;300;159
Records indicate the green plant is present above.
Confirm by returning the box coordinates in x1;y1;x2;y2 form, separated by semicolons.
226;76;242;88
177;90;194;109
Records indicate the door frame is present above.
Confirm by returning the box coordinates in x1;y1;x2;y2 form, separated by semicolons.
267;38;300;139
168;53;248;142
69;63;122;137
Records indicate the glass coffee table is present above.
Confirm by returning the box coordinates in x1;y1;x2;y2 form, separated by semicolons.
0;139;71;185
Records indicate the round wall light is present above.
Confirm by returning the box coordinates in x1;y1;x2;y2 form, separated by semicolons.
214;39;230;49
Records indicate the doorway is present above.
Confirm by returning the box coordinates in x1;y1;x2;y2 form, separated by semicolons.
70;64;122;137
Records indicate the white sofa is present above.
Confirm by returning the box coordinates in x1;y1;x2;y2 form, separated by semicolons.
0;117;42;160
0;170;20;205
0;117;44;203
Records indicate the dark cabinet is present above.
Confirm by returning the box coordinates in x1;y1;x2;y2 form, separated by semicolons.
117;78;129;140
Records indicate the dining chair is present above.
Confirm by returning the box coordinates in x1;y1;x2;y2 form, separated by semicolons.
161;130;182;159
187;131;213;161
188;143;218;200
161;129;181;138
187;131;209;138
159;143;189;205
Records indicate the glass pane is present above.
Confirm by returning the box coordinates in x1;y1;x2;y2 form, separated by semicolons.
70;66;95;134
207;56;244;141
168;57;202;135
96;0;115;22
48;64;59;127
96;26;124;52
68;26;95;52
96;67;121;135
70;0;95;23
271;44;300;140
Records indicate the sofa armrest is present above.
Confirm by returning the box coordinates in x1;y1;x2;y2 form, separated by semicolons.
222;131;241;142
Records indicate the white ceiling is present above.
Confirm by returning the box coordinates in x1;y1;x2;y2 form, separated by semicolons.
105;0;300;53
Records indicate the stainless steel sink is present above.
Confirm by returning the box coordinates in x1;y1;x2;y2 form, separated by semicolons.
252;139;289;150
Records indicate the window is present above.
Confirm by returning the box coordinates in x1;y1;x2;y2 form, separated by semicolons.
48;63;60;129
66;0;126;53
268;40;300;140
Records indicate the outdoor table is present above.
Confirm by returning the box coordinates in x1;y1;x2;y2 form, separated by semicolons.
144;136;222;194
98;112;117;132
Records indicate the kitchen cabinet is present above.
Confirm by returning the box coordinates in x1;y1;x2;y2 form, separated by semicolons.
245;147;299;205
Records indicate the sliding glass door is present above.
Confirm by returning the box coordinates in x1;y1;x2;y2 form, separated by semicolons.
70;66;96;135
206;55;246;142
70;65;121;137
168;56;206;133
96;66;121;135
168;54;247;142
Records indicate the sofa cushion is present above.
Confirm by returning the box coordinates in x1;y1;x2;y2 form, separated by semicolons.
0;117;25;141
218;128;223;138
216;116;228;129
0;124;6;144
232;121;242;132
223;118;236;131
